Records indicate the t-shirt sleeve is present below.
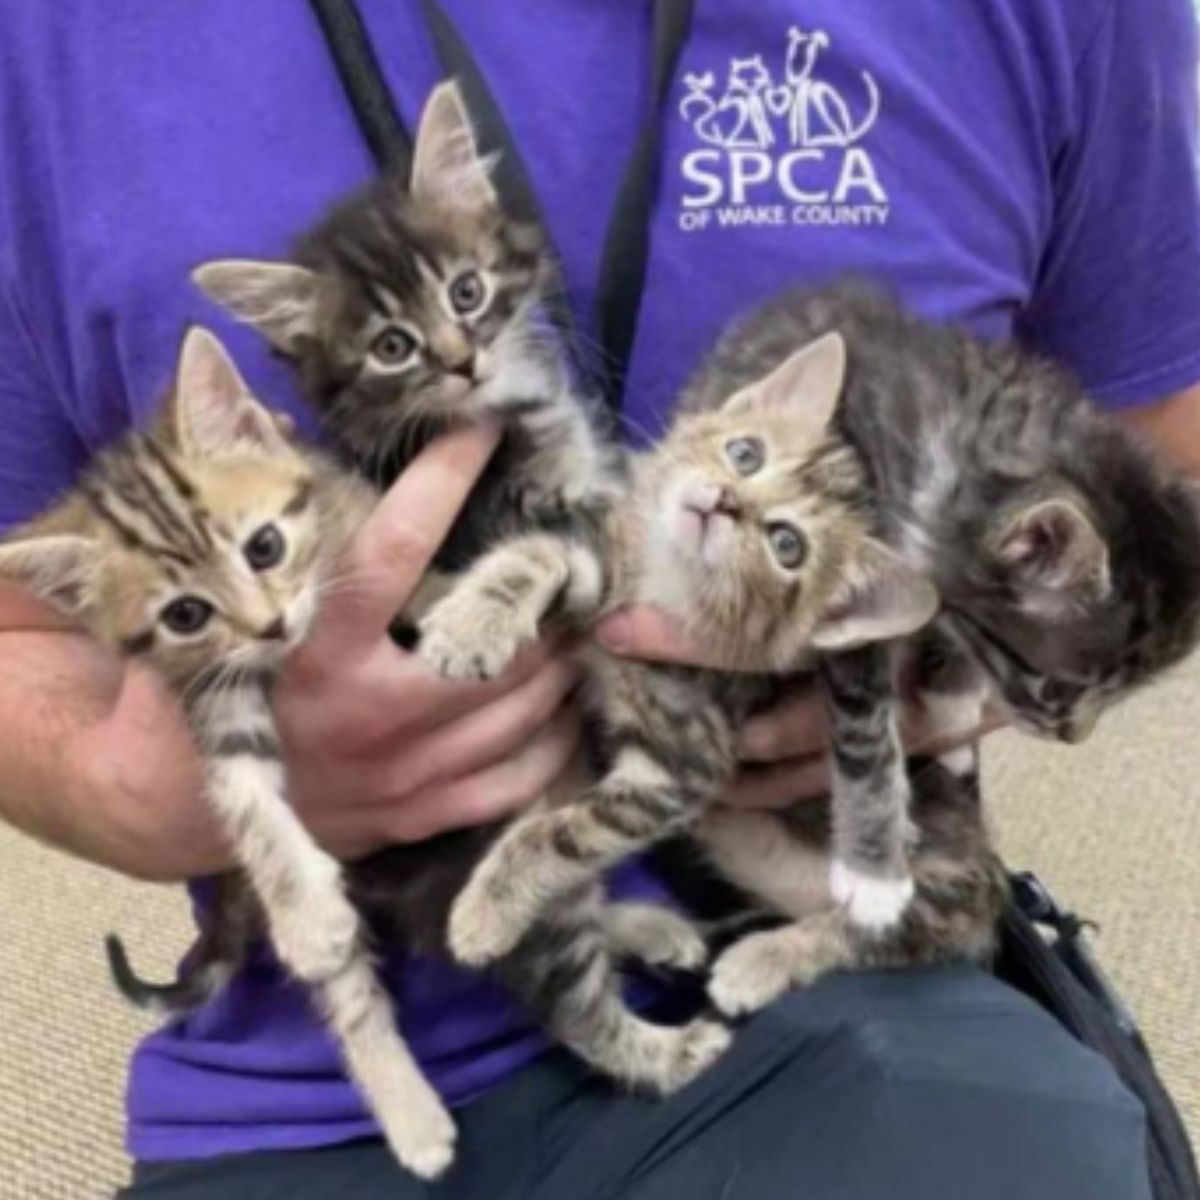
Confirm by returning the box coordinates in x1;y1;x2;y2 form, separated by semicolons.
0;281;89;534
1018;0;1200;409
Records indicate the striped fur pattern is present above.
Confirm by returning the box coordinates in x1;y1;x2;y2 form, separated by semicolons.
193;81;621;572
0;330;459;1180
418;335;938;978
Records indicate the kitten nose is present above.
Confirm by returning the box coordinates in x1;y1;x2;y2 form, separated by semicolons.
443;354;476;381
259;617;287;642
714;487;741;517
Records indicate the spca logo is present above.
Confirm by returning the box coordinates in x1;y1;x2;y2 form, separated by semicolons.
677;26;889;232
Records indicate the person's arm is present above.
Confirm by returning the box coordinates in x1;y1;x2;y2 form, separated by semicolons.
0;426;581;881
1117;383;1200;477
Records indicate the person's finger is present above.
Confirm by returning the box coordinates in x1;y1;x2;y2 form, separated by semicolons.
737;686;826;763
594;605;734;667
723;755;830;809
342;632;571;743
308;424;501;655
379;706;582;843
902;703;1008;758
368;653;581;798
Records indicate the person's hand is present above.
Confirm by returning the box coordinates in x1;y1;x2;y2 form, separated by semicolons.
595;604;1003;809
275;424;581;858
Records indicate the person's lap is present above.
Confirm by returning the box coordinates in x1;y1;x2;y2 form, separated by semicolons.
119;965;1151;1200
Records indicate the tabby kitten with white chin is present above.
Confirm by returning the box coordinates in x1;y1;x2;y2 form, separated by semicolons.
415;333;948;981
0;329;460;1179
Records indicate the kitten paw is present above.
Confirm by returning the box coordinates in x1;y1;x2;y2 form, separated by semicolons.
606;903;709;972
447;879;521;967
417;597;534;682
830;860;914;932
655;1019;733;1094
388;1095;458;1181
708;931;795;1017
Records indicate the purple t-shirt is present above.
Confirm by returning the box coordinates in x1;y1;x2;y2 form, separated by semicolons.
3;0;1200;1163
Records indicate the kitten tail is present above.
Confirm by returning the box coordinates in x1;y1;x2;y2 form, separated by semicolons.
104;933;235;1015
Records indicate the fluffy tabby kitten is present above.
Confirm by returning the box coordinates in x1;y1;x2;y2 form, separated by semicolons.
0;330;460;1179
414;333;945;979
679;281;1200;941
193;80;619;567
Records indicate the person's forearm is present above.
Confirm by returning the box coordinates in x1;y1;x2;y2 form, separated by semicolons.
1118;383;1200;476
0;621;225;882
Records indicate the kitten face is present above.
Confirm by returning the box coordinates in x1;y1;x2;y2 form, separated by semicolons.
193;82;553;468
942;481;1200;742
636;334;937;670
0;330;354;693
95;454;326;688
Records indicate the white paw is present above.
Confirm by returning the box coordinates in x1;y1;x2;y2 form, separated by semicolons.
417;600;532;682
830;860;914;932
657;1019;733;1094
447;878;521;967
708;933;794;1018
390;1095;458;1180
273;889;359;984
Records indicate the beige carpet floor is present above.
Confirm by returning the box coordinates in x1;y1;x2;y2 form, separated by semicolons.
1;659;1197;1198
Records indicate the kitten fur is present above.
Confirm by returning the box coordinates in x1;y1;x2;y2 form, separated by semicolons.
0;329;459;1179
173;80;732;1104
193;79;620;569
414;334;965;997
680;280;1200;931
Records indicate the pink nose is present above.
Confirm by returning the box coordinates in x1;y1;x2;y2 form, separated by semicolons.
682;481;740;517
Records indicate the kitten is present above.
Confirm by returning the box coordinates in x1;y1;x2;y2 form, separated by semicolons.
171;80;733;1103
412;334;942;978
192;79;620;568
679;280;1200;937
0;329;459;1179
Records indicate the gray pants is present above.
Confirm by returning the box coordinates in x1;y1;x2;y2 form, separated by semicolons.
121;965;1150;1200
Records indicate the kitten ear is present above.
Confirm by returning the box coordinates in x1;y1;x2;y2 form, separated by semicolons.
723;333;846;434
0;534;98;620
994;498;1111;600
411;80;499;212
812;540;939;651
167;327;288;458
192;259;319;353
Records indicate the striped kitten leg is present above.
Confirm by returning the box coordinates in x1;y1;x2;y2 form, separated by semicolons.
820;645;915;931
197;687;457;1180
448;664;736;968
418;531;603;681
498;889;730;1095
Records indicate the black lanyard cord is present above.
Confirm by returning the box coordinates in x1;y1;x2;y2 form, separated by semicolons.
305;0;695;415
306;0;412;171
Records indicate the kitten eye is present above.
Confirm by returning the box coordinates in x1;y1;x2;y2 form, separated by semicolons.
160;596;214;636
370;326;418;367
448;270;487;315
726;437;764;476
766;522;807;569
244;523;286;571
